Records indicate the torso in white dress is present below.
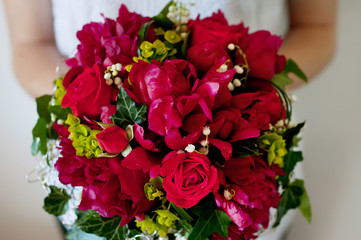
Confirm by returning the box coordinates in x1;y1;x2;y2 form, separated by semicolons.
51;1;299;239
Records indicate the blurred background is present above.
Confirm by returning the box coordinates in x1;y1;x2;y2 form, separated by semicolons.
0;0;360;239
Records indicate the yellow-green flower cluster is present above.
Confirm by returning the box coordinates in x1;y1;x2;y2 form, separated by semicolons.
259;132;287;167
135;215;159;236
54;77;66;105
164;30;182;44
135;210;179;237
140;39;173;62
144;177;164;201
65;114;102;158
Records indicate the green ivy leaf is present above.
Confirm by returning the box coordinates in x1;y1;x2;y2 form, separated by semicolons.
274;179;311;227
278;151;303;187
110;88;147;129
36;95;52;123
48;105;72;120
188;210;232;240
32;118;48;155
66;224;106;240
76;210;127;240
272;59;308;89
284;59;308;83
43;186;71;216
282;122;305;149
272;72;293;90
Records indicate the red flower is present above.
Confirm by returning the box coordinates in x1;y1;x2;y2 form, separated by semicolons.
160;151;219;208
61;64;117;119
237;31;286;80
96;125;128;154
214;156;281;239
127;59;197;106
187;11;248;75
66;5;151;68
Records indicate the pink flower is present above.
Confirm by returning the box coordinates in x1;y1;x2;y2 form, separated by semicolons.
127;59;197;106
96;125;128;154
61;64;118;119
66;5;151;68
160;151;219;208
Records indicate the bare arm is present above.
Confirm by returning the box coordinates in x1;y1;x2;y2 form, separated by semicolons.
282;0;337;89
4;0;63;97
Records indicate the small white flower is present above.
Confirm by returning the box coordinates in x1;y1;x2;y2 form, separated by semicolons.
233;78;242;87
168;5;176;13
200;140;208;147
217;64;228;73
114;77;122;85
227;43;235;51
275;120;284;128
227;82;235;91
167;12;176;20
234;65;244;74
202;126;211;136
57;119;64;125
180;16;188;24
180;32;187;38
106;78;113;85
116;63;122;71
104;72;112;79
185;144;195;153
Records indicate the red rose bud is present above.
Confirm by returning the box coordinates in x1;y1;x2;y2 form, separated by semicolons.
96;125;128;154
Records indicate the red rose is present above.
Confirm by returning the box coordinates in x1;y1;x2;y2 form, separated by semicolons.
96;125;128;154
61;64;117;119
160;151;219;208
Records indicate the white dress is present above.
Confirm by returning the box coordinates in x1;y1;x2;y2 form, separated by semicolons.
51;0;298;239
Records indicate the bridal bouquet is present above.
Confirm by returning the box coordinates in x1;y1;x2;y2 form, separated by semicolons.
31;1;310;239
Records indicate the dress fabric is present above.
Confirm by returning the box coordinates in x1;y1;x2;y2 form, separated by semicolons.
51;1;299;239
52;0;289;57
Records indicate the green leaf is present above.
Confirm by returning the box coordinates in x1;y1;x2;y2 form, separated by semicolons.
282;122;305;149
48;105;72;120
272;72;293;90
171;203;194;222
32;118;48;155
43;186;71;216
66;224;106;240
138;20;154;45
188;210;232;240
284;59;308;83
152;1;175;29
110;88;147;129
233;140;259;157
294;180;312;223
274;179;311;227
278;151;303;187
76;210;127;240
36;95;52;123
272;59;308;89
